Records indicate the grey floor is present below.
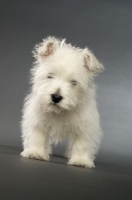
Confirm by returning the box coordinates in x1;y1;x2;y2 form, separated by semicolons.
0;0;132;199
0;145;132;200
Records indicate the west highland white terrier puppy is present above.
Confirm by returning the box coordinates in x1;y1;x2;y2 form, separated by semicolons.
21;36;104;168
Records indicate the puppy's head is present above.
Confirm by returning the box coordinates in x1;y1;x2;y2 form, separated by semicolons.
32;36;104;114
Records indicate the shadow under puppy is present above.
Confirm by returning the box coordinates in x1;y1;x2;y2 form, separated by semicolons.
21;36;104;168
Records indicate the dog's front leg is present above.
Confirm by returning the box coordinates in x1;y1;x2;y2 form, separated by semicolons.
21;128;51;161
67;136;95;168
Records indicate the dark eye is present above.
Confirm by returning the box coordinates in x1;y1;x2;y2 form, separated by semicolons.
71;80;77;86
47;73;54;79
47;75;53;79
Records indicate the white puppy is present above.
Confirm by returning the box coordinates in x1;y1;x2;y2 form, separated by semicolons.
21;36;104;168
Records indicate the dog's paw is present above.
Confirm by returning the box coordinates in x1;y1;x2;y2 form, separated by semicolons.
63;152;70;159
67;157;95;168
20;148;50;161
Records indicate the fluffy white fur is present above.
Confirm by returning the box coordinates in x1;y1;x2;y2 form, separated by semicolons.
21;36;104;168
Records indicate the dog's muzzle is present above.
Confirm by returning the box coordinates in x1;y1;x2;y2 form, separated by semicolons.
51;94;63;104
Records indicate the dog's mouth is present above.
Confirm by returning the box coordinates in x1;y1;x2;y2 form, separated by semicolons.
52;102;58;105
50;102;60;107
48;102;67;114
50;101;62;108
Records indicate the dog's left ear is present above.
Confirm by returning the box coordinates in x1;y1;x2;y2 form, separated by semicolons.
33;36;59;61
83;48;104;76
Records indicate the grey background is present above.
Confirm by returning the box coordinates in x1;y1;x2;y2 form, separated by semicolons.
0;0;132;160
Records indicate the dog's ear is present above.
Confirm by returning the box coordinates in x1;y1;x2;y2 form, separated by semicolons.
83;48;104;76
33;36;59;61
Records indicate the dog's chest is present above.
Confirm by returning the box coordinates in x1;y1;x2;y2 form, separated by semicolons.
42;113;80;138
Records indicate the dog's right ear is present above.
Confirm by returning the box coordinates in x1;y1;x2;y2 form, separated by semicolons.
33;36;59;61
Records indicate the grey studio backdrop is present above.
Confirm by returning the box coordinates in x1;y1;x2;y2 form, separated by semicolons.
0;0;132;164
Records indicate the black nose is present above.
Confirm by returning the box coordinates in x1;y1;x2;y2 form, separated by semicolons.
51;94;63;103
